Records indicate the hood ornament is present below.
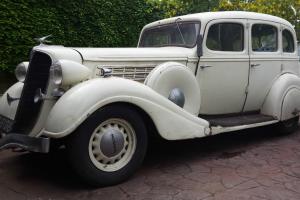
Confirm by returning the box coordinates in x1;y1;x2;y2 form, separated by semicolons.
34;35;52;45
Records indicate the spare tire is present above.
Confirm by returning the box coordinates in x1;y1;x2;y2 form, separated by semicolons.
145;62;200;116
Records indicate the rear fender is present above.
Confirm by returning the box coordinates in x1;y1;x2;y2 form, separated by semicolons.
43;77;209;140
281;87;300;120
261;73;300;120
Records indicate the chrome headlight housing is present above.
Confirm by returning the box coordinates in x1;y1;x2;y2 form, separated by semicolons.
49;60;91;86
49;62;63;85
15;62;29;82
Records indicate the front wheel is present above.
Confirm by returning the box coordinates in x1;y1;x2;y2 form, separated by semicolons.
67;105;148;186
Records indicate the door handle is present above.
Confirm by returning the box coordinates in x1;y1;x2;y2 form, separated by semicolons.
250;64;261;68
200;65;213;70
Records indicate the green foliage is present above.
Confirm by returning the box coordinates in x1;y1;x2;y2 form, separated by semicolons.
147;0;185;18
1;0;299;73
148;0;219;18
0;0;159;72
215;0;300;38
149;0;300;38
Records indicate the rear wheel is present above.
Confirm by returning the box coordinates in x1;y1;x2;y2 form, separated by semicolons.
67;105;148;186
277;116;299;135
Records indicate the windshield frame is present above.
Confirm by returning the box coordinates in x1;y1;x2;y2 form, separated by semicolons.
139;20;201;48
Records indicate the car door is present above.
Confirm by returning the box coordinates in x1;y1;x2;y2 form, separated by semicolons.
197;19;249;115
281;26;298;75
243;21;281;112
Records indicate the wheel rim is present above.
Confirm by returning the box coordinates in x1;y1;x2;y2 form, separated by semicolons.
88;118;137;172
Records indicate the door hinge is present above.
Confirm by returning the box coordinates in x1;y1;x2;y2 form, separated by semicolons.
246;23;250;29
245;86;249;94
280;64;284;72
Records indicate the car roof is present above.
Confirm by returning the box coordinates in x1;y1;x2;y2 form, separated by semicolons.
143;11;294;30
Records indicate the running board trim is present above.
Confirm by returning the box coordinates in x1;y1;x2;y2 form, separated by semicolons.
211;120;279;135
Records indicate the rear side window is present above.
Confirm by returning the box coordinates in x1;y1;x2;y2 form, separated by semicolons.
252;24;278;52
282;29;295;53
206;23;244;51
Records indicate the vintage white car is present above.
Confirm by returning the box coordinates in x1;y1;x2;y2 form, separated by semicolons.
0;11;299;186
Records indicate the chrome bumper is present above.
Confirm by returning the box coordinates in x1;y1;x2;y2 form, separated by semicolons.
0;134;50;153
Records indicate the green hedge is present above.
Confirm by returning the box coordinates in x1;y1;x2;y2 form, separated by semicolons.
0;0;161;72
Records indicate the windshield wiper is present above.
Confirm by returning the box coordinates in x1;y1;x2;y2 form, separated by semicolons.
175;18;186;46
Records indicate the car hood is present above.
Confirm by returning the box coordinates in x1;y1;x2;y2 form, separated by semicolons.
33;45;197;66
72;47;194;62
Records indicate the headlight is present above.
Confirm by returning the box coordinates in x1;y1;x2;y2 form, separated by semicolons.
50;60;91;86
49;62;63;85
15;62;29;82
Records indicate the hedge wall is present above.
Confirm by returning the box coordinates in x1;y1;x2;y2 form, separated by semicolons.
0;0;161;72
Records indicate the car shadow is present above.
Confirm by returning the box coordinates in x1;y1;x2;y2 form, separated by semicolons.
3;124;296;190
145;125;284;164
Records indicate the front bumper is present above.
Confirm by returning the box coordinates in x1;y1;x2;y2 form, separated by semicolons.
0;133;50;153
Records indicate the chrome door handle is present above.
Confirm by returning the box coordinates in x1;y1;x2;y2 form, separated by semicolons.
250;64;261;68
200;65;213;70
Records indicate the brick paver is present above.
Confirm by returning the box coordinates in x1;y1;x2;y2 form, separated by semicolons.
0;125;300;200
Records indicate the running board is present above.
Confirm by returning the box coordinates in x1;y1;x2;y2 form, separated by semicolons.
200;113;276;127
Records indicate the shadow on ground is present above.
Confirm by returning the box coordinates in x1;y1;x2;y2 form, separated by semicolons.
2;124;284;190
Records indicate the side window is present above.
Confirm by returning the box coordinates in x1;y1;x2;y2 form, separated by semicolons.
206;23;244;51
282;29;295;53
252;24;278;52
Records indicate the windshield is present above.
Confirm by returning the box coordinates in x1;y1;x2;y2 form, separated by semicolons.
139;21;200;48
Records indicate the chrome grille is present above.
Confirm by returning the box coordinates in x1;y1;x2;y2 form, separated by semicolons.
13;51;52;134
109;66;155;82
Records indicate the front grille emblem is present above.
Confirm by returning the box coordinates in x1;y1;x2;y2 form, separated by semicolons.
6;93;20;106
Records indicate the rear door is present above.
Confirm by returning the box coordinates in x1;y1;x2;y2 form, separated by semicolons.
243;21;281;111
281;26;298;74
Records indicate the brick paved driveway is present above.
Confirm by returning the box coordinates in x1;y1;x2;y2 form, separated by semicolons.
0;125;300;200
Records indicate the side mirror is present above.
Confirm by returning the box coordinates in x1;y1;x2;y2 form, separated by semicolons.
196;34;203;57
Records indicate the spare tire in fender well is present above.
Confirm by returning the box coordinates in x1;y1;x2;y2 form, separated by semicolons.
145;62;201;116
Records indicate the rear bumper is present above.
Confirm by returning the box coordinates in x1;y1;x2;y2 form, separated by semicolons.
0;133;50;153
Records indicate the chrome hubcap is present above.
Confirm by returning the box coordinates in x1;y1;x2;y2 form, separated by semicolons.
89;118;136;172
100;128;125;157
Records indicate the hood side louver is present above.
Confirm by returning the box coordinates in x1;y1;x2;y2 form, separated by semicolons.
108;66;155;83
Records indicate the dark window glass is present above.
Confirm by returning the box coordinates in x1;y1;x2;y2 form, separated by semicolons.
252;24;277;52
282;29;295;53
139;22;200;48
206;23;244;51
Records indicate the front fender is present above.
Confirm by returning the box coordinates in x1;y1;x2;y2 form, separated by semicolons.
43;77;209;140
0;82;24;120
